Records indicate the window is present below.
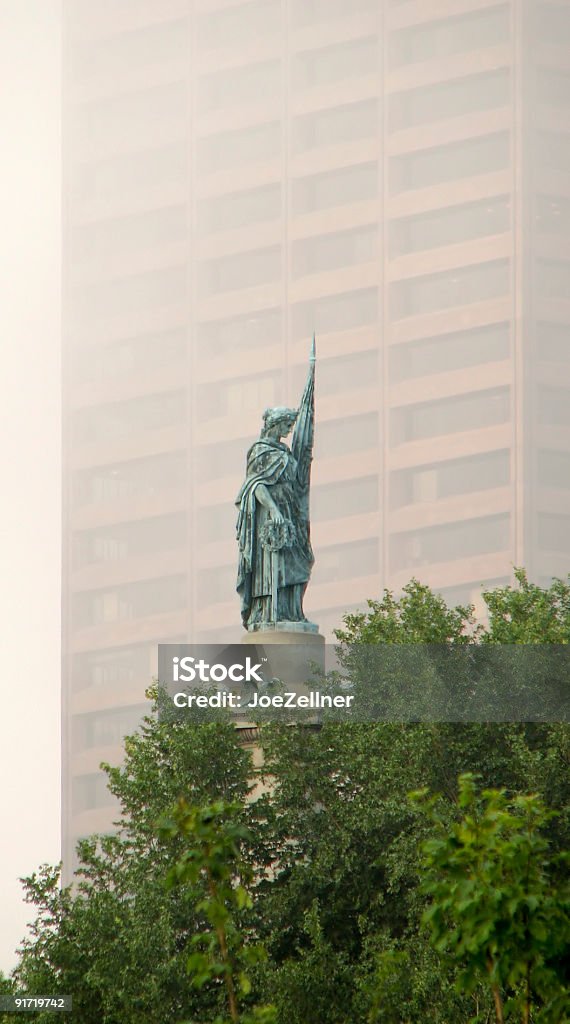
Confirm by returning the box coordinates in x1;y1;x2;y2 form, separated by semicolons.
196;308;281;356
538;450;570;489
197;438;251;484
292;36;378;90
73;452;187;506
199;246;281;296
75;705;147;750
198;121;281;174
313;476;378;521
539;387;570;426
536;260;570;301
198;564;235;605
292;226;377;279
291;350;378;399
390;197;510;257
391;260;509;320
73;513;187;568
73;773;115;813
439;577;508;610
390;514;510;571
197;184;281;236
539;3;570;46
292;0;377;27
316;539;379;583
390;450;510;508
72;19;189;80
536;322;570;363
73;391;186;445
390;323;510;381
392;388;509;444
390;133;510;194
76;82;189;152
537;69;570;108
72;644;158;690
73;266;188;319
292;288;378;339
389;70;509;133
73;575;187;629
293;99;378;153
535;195;570;236
73;144;188;203
318;412;379;458
293;162;378;215
197;373;281;421
197;502;237;543
197;0;280;50
538;514;570;553
73;330;187;385
389;5;510;68
538;132;570;174
72;205;188;265
197;60;281;113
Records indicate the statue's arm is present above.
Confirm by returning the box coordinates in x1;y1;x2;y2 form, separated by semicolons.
255;483;284;522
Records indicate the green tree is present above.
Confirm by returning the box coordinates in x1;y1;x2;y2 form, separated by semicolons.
159;799;276;1024
10;574;570;1024
413;774;570;1023
15;716;255;1023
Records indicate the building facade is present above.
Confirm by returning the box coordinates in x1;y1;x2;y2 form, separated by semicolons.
62;0;570;871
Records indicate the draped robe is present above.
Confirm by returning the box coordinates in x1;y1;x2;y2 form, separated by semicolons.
235;437;314;629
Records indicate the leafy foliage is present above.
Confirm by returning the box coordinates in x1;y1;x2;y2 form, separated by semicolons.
159;800;275;1024
413;774;570;1023
9;573;570;1023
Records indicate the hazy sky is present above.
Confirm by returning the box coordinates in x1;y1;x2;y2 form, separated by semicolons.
0;0;61;971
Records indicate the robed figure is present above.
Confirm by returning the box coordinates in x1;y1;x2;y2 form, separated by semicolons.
236;340;316;631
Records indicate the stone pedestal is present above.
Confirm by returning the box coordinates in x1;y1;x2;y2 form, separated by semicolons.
241;623;325;687
235;624;325;743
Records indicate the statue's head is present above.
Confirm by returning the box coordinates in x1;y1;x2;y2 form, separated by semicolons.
261;406;297;439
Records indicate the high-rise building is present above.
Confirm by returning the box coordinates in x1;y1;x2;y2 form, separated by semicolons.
62;0;570;872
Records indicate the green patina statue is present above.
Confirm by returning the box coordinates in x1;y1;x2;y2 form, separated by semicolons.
236;338;317;632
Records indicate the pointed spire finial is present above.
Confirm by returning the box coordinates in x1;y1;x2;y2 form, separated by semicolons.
310;332;316;363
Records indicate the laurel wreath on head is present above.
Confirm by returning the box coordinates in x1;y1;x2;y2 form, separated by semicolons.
260;518;296;552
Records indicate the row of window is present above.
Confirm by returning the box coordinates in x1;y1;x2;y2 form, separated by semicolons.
73;575;187;630
72;642;161;691
71;17;189;81
73;451;187;506
71;205;188;265
390;323;510;382
73;266;188;320
72;704;147;752
73;391;187;446
392;388;509;445
74;236;512;315
389;69;509;134
390;196;510;257
72;184;514;269
390;259;509;320
74;82;190;155
390;450;510;508
390;513;510;572
389;4;510;69
73;513;187;569
72;329;187;385
72;247;569;328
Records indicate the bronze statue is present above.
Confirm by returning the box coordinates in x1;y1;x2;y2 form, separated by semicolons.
236;338;316;632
